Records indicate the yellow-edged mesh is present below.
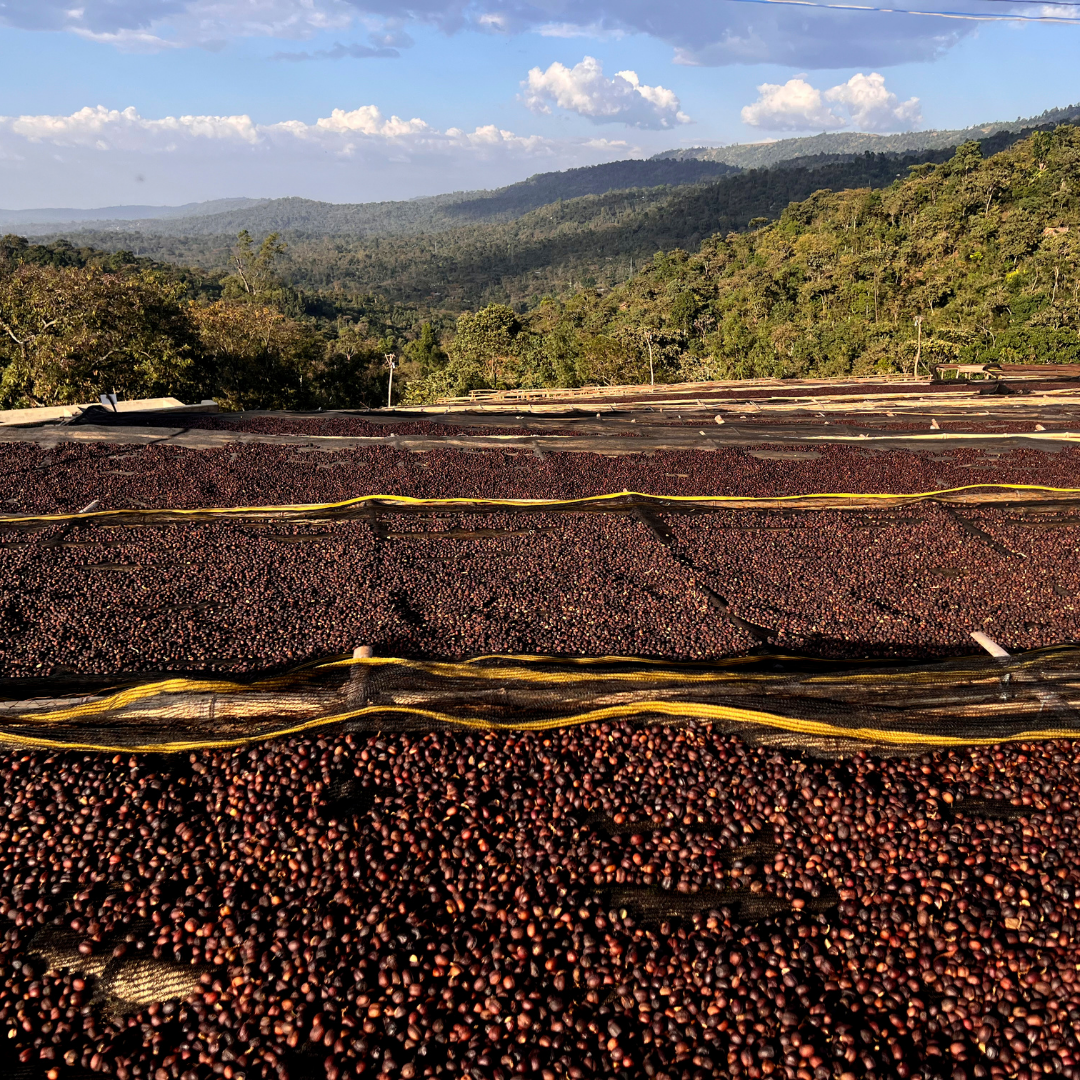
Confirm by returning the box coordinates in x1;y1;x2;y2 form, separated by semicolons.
2;647;1078;755
2;483;1080;529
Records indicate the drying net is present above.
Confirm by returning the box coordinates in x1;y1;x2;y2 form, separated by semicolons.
28;926;206;1010
3;482;1080;530
2;647;1078;756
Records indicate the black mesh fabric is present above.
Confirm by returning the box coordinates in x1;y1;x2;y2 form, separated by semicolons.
1;647;1077;755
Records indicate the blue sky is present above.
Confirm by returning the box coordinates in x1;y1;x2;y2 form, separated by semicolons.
0;1;1077;208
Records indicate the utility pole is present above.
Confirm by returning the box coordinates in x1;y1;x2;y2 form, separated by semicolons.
644;331;654;387
913;316;923;378
384;353;397;409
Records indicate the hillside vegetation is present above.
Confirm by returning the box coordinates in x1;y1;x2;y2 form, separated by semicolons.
15;159;738;238
407;127;1080;400
50;123;1052;315
657;102;1080;169
0;234;429;412
4;128;1077;413
62;146;993;312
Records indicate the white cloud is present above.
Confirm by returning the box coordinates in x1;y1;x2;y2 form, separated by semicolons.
0;101;634;207
68;26;181;50
742;73;921;132
824;72;922;131
311;105;431;137
0;1;970;67
740;79;845;132
4;0;359;50
523;56;690;130
10;106;262;148
274;40;402;59
536;22;626;39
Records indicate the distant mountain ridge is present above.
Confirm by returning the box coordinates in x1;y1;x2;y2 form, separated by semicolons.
54;144;981;311
652;102;1080;170
1;160;737;237
6;100;1079;238
0;197;266;227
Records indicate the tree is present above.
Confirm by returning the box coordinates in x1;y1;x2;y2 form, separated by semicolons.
0;265;197;408
447;305;521;390
230;231;287;298
579;335;643;386
406;322;448;375
188;301;319;410
316;320;387;408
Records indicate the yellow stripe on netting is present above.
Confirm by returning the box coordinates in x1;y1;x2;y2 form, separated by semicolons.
6;661;809;725
801;646;1080;686
1;698;1077;755
320;658;790;686
19;645;1078;726
4;482;1080;528
454;652;845;668
14;673;316;724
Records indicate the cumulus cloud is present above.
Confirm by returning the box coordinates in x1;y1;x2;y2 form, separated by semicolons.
0;101;634;207
10;105;262;147
740;78;844;132
0;0;970;67
824;72;923;131
523;56;689;130
742;73;921;132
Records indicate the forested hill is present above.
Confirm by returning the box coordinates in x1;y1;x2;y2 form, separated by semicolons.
0;198;265;228
424;158;739;222
61;128;1045;312
5;128;1078;414
656;101;1080;170
12;158;738;239
406;127;1080;401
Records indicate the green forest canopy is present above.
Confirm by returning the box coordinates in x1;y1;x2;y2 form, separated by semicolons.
0;234;425;411
1;127;1077;411
54;125;1046;315
407;127;1080;400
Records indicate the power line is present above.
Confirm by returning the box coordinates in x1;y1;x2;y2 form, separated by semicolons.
969;0;1080;7
725;0;1080;22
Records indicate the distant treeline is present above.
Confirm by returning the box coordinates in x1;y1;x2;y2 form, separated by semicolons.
654;101;1080;169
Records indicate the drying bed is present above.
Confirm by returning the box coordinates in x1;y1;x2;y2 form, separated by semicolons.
2;435;1080;1080
0;499;1078;677
1;727;1078;1080
4;443;1080;517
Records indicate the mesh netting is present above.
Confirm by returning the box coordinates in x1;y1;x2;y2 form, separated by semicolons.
2;647;1078;755
2;482;1080;531
29;928;205;1008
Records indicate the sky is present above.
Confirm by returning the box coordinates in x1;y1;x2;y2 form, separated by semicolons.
0;0;1077;209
